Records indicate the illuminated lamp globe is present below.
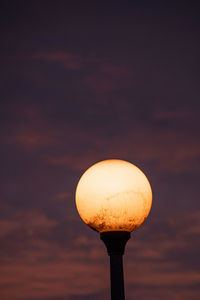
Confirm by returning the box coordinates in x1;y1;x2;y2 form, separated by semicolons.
75;159;152;233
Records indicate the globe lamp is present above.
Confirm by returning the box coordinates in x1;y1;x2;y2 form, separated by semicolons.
75;159;152;300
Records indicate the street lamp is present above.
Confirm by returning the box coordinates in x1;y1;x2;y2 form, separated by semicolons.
75;159;152;300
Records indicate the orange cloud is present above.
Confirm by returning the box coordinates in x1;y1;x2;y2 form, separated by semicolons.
1;210;200;299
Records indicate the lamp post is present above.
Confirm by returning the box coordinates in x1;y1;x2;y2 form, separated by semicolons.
75;159;152;300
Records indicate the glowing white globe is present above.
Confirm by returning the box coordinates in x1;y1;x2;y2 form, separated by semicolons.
75;159;152;233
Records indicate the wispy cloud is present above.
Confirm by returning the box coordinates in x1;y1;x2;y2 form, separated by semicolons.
1;210;200;299
32;51;85;70
0;210;57;239
154;108;192;120
5;103;200;175
29;50;134;92
84;64;133;92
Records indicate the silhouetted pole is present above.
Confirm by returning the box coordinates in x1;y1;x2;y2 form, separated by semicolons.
101;231;130;300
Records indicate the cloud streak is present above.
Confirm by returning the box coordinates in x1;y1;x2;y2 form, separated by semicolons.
1;210;200;299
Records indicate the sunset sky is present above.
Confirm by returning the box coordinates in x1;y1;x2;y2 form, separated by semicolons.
1;1;200;299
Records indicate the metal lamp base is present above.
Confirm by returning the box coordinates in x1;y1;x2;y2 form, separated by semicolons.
100;231;131;300
100;231;130;255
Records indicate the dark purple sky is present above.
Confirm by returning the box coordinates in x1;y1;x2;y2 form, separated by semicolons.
1;1;200;299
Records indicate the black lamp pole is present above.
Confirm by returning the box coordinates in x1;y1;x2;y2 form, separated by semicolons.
100;231;130;300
